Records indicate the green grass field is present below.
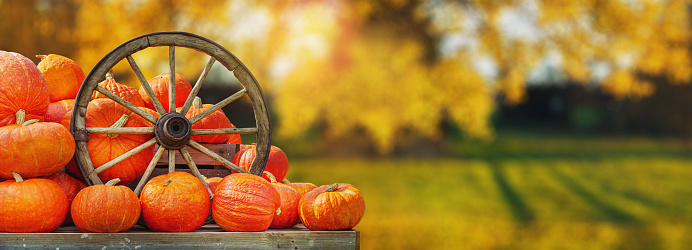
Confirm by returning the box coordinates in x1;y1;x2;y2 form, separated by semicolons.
283;131;692;249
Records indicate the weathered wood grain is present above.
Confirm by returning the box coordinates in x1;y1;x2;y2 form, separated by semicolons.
0;224;360;250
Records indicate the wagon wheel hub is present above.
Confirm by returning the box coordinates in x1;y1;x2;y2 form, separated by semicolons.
155;112;191;149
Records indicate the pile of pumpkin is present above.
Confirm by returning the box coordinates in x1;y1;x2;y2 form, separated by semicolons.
0;50;365;233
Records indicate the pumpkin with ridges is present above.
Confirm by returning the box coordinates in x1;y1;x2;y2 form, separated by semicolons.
36;54;85;102
299;183;365;231
212;173;281;232
0;51;49;126
141;172;210;232
71;178;140;233
0;172;69;233
47;171;87;225
232;145;289;182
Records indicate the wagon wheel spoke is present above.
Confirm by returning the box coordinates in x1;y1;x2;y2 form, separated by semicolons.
188;88;247;124
168;149;176;173
168;46;176;113
179;147;214;197
190;127;258;136
127;55;166;115
85;127;155;134
180;56;216;116
92;138;157;175
187;140;246;173
95;86;159;124
134;146;166;196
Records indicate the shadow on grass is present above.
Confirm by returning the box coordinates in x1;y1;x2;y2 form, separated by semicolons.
489;163;534;224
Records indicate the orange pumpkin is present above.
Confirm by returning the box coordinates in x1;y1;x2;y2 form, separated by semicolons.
299;183;365;231
265;172;301;229
0;172;69;233
205;176;223;194
179;97;234;143
232;145;289;182
141;172;210;232
64;98;154;184
281;178;318;197
71;178;140;233
45;99;75;123
36;54;85;102
0;114;75;179
91;72;146;107
0;51;49;126
212;173;281;232
47;171;87;225
139;73;192;112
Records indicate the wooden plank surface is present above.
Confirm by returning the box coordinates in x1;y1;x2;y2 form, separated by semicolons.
157;143;240;167
0;224;359;249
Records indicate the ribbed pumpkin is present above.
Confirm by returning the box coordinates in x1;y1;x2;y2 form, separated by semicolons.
47;171;87;225
299;183;365;231
141;172;210;232
265;172;301;229
0;51;49;126
36;54;85;102
0;172;69;233
0;113;75;179
232;145;289;182
91;72;145;107
62;98;154;184
212;173;281;232
281;178;319;197
139;73;192;112
45;99;75;123
71;178;141;233
179;97;234;143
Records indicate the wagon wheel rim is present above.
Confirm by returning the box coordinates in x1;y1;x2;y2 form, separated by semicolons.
70;32;272;197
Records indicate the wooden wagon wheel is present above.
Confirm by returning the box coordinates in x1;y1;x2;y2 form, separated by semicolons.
70;32;271;196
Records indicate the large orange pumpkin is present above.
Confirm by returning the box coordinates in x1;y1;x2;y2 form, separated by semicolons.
179;97;234;143
232;145;289;182
36;54;85;102
0;172;69;233
71;178;141;233
47;171;87;225
299;183;365;231
45;99;75;123
0;115;75;179
139;73;192;112
212;173;281;232
0;51;49;126
66;98;154;184
92;72;146;107
265;172;301;229
141;172;210;232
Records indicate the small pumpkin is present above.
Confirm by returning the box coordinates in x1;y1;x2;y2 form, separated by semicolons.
62;98;154;184
91;72;146;107
0;111;75;179
204;176;223;194
232;145;289;182
0;172;69;233
299;183;365;231
139;73;192;112
36;54;85;102
47;171;87;225
265;172;301;229
141;172;210;232
212;173;281;232
0;50;49;126
45;99;75;123
71;178;141;233
281;178;318;197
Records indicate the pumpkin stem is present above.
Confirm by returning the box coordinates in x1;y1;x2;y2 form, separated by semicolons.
163;178;173;187
106;70;115;80
281;178;291;184
276;207;281;215
11;172;23;182
108;113;129;139
22;119;39;126
193;96;203;109
325;183;339;192
15;109;25;124
36;55;46;60
263;171;278;183
105;178;121;186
